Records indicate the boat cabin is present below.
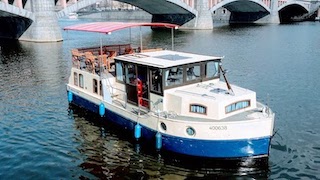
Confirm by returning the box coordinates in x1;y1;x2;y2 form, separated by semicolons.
66;22;257;121
113;50;222;110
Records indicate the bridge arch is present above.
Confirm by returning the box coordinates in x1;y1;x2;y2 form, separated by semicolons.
278;2;309;22
116;0;197;15
0;2;34;39
210;0;271;23
210;0;270;13
57;0;197;25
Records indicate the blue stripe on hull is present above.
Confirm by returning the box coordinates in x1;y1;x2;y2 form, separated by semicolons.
68;91;271;158
161;135;270;158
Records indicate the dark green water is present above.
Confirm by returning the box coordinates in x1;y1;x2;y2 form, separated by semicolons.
0;19;319;179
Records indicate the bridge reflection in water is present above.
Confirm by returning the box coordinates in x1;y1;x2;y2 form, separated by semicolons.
69;105;269;179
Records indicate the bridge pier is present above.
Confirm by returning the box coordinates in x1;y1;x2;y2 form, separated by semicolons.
182;0;213;29
19;0;62;42
255;0;280;23
317;9;320;20
269;0;280;23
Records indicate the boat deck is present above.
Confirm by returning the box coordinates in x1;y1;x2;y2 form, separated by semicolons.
111;91;270;123
71;44;165;75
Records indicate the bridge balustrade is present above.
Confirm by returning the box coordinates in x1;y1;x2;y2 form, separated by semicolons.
209;0;223;8
278;0;288;7
262;0;272;8
1;0;23;8
57;0;78;8
181;0;195;9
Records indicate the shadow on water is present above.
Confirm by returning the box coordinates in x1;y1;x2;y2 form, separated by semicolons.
212;23;268;34
0;39;25;63
68;105;270;179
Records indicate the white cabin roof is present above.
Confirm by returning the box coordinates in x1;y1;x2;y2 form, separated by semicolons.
115;50;223;68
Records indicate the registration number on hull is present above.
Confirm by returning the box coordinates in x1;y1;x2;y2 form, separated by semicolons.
209;126;227;130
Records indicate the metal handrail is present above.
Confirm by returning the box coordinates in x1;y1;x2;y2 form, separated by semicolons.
102;76;127;108
137;97;166;117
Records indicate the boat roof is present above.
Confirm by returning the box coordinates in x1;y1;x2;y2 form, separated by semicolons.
63;22;179;34
116;50;223;68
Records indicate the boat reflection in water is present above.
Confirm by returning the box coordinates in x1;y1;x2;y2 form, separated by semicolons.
69;105;269;179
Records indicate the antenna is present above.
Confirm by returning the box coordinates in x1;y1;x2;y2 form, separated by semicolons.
219;64;234;95
266;93;270;114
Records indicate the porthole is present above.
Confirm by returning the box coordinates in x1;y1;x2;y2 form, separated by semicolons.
160;122;167;131
186;127;195;136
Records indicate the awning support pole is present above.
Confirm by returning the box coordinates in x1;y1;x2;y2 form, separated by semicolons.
171;28;174;51
100;34;103;55
100;34;103;74
129;28;132;44
140;26;143;52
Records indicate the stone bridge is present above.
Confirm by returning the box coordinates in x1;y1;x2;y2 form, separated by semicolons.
0;2;33;39
0;0;320;42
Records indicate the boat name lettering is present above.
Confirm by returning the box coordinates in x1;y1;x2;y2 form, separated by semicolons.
209;126;227;130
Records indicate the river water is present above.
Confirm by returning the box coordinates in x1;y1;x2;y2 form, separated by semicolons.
0;19;320;179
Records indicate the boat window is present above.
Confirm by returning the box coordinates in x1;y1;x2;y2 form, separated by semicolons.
125;63;136;85
74;72;78;86
186;127;196;136
190;104;207;115
164;66;183;87
99;80;103;96
225;100;250;113
186;65;201;81
150;69;162;94
116;61;124;82
79;74;84;88
206;61;219;79
160;122;167;131
93;79;98;94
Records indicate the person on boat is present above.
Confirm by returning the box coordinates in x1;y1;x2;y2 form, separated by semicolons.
186;67;199;80
152;69;162;91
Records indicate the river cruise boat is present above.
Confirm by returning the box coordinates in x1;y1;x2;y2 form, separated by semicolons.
64;22;275;158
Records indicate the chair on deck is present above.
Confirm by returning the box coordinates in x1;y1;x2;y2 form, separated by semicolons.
125;47;134;54
71;49;84;68
108;51;117;58
84;52;96;73
107;51;117;69
100;55;110;71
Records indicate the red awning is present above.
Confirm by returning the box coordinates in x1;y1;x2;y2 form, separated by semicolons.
63;22;179;34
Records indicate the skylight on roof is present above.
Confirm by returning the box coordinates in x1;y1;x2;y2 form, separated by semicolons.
155;54;191;61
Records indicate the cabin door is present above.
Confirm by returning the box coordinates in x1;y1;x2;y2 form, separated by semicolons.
137;65;149;108
125;64;138;105
125;64;149;108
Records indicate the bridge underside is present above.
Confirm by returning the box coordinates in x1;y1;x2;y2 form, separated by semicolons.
279;4;308;22
117;0;195;25
0;12;32;39
151;14;195;26
223;1;269;23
